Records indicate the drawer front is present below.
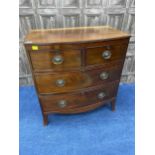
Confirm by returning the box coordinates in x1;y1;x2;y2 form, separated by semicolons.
35;65;122;94
29;49;81;71
39;81;119;112
86;43;128;66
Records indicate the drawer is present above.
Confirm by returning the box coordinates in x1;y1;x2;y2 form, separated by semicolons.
29;49;81;71
86;43;128;66
39;81;119;113
35;65;122;94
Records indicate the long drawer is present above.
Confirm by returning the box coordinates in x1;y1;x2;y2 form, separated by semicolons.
35;65;122;94
39;81;119;113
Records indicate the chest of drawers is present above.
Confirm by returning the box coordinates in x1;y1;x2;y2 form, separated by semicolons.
24;26;130;125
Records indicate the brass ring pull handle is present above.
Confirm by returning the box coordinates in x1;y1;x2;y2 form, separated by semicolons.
56;79;65;87
102;50;112;60
57;100;67;108
100;72;109;80
52;55;64;65
98;92;106;99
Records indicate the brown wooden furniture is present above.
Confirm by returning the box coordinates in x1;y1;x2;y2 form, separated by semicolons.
24;26;130;125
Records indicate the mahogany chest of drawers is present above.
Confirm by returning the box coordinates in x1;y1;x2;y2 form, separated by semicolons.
24;26;130;125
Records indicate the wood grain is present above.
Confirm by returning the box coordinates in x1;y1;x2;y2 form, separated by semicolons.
43;97;116;115
86;42;128;66
39;81;119;113
24;26;130;44
29;49;81;71
35;65;122;94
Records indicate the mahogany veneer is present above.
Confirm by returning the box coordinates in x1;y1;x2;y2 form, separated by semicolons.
24;26;130;125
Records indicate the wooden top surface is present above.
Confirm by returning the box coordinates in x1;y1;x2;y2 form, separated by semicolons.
24;26;130;44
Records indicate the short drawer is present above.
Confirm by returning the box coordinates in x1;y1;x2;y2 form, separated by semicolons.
29;49;81;71
39;81;119;113
86;42;128;66
35;65;122;94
